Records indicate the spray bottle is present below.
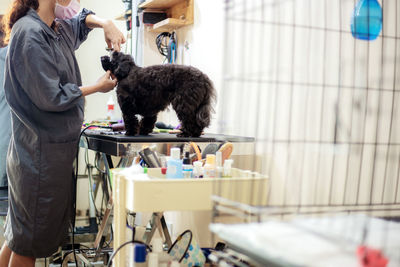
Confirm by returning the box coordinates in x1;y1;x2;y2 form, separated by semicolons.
106;96;115;120
182;152;193;178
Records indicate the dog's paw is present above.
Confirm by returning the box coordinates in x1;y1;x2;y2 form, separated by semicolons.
125;131;136;136
177;132;190;138
139;129;152;136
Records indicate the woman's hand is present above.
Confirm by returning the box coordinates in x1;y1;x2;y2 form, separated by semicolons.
85;15;126;52
96;71;117;93
103;20;126;52
80;71;117;96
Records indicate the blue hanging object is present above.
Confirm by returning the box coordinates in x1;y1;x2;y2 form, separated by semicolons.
351;0;383;41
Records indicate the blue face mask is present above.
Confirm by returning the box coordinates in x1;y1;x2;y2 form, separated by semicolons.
54;0;80;20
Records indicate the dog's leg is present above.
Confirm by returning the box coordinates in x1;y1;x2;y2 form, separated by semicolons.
139;115;157;135
119;100;139;136
173;105;203;138
178;119;203;137
123;114;139;136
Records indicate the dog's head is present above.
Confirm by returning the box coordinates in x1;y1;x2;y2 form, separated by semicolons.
101;51;136;81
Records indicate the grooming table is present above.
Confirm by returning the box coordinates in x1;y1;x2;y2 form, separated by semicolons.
80;132;257;265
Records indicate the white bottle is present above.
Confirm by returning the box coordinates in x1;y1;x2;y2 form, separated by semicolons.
203;154;216;178
170;261;180;267
148;252;159;267
193;161;203;178
106;95;115;120
223;159;234;178
216;151;223;178
152;237;172;266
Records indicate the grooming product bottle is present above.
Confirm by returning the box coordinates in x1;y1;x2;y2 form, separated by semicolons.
148;252;158;267
216;151;223;178
160;156;167;177
106;96;115;120
182;152;193;178
134;244;147;267
167;147;183;179
152;238;172;266
203;154;216;178
167;148;183;178
193;161;203;178
223;159;234;178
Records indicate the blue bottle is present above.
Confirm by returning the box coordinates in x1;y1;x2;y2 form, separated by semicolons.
351;0;382;41
134;244;147;267
167;148;183;179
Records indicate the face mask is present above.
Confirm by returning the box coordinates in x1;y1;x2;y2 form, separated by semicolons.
54;0;80;20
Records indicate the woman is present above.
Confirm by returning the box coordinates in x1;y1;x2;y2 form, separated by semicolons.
0;0;126;266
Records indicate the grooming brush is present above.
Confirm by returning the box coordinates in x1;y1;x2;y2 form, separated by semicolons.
201;143;220;159
217;142;233;164
190;142;202;162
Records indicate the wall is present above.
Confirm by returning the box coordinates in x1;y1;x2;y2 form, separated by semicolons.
0;1;10;14
141;0;224;133
77;0;126;121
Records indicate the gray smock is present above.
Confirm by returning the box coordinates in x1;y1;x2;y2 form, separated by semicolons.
0;46;10;187
3;8;93;258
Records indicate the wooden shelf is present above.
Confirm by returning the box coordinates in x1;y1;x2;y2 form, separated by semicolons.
139;0;184;10
115;10;132;21
147;18;189;32
139;0;193;32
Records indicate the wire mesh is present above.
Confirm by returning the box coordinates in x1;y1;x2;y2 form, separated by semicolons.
215;0;400;216
211;0;400;265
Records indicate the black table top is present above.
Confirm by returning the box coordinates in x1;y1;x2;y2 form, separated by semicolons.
82;130;254;143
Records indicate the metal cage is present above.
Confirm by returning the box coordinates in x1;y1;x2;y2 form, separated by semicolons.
212;0;400;266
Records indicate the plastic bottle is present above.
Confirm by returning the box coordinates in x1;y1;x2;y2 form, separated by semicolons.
148;252;158;267
167;148;183;179
223;159;234;178
106;96;115;120
182;152;193;178
152;238;172;266
134;244;147;267
351;0;382;41
193;161;203;178
203;154;216;178
216;151;223;178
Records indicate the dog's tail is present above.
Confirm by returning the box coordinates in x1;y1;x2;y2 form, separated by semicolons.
196;77;217;128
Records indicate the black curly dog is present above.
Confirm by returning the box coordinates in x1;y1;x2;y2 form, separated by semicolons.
101;52;216;137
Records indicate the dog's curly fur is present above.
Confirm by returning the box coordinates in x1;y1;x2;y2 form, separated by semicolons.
101;52;216;137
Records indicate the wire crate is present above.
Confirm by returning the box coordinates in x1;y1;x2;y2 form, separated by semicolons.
212;0;400;266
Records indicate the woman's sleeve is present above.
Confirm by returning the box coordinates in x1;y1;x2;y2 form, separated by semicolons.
60;8;95;50
12;36;83;112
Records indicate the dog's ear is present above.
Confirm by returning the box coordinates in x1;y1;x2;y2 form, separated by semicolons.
114;61;131;80
100;56;112;72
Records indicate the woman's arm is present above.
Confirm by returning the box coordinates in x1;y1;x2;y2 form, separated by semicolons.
80;71;117;97
85;14;126;52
